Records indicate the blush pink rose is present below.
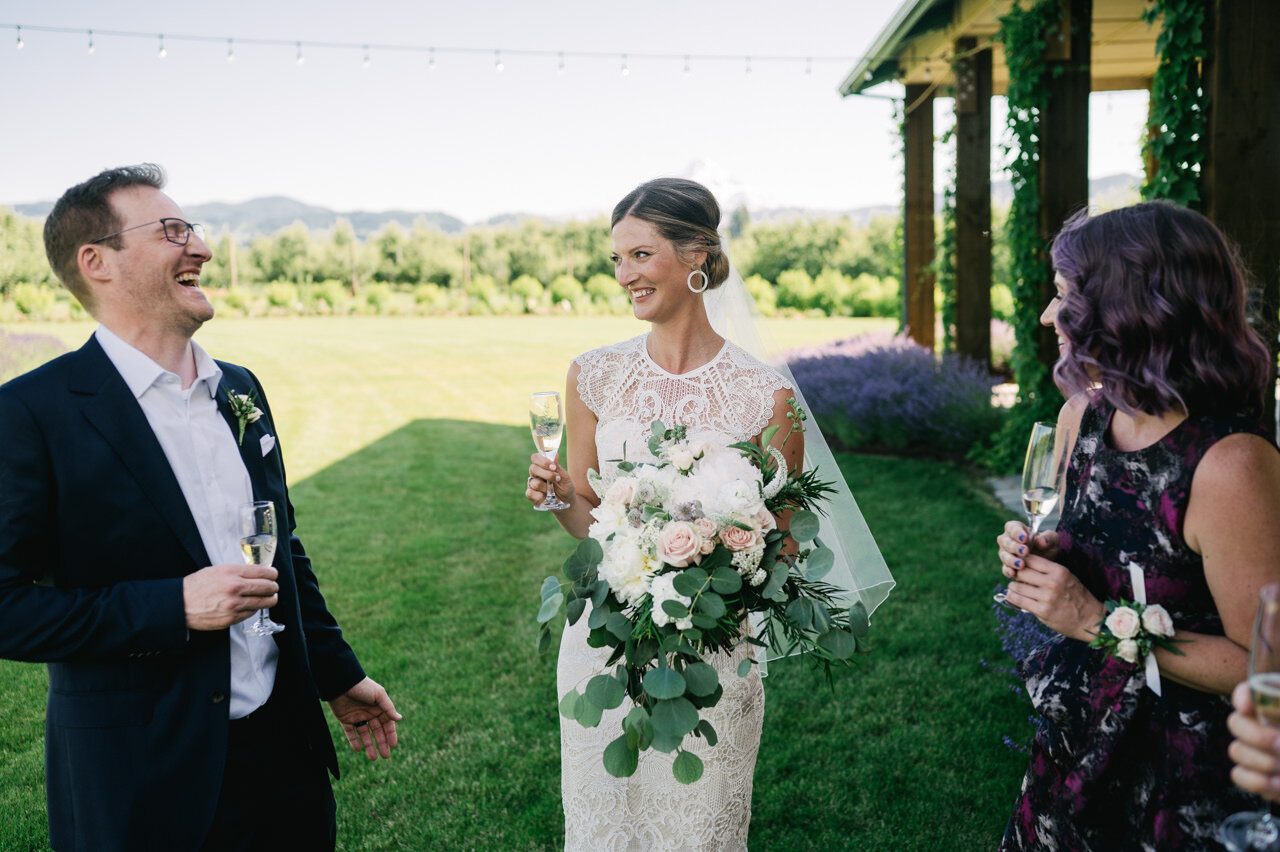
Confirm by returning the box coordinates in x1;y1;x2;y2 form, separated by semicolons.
1105;607;1141;640
1116;638;1140;663
752;509;777;533
605;478;636;506
1141;604;1175;638
693;517;717;537
659;521;703;567
721;524;762;553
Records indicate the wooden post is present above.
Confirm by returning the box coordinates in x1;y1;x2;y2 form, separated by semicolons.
1038;0;1092;369
904;83;936;349
1202;0;1280;432
953;38;992;369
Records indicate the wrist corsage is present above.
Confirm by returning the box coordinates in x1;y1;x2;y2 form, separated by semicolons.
1089;600;1185;664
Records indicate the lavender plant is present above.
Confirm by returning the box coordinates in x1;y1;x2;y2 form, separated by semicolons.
785;333;1005;457
0;329;67;384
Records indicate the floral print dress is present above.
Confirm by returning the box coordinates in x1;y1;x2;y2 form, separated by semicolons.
1002;396;1270;851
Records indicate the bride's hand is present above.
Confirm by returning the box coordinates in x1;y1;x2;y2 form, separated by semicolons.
527;452;574;507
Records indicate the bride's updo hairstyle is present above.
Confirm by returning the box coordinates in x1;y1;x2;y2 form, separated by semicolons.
611;178;730;289
1050;200;1270;418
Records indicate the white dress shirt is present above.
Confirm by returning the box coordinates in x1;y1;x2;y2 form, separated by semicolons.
96;325;278;719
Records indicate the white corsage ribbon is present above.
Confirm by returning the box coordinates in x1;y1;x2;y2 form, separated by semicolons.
1126;562;1162;697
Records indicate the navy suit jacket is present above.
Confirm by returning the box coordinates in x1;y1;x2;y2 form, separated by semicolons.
0;336;366;852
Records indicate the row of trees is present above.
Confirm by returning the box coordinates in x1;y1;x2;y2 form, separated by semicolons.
0;208;911;319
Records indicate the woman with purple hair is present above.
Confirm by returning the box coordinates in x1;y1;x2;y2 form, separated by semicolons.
994;201;1280;849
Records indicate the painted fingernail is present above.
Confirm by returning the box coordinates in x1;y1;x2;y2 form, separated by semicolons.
1019;546;1026;555
1018;534;1026;542
1015;559;1023;568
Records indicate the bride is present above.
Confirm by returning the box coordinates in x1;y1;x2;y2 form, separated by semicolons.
527;178;891;850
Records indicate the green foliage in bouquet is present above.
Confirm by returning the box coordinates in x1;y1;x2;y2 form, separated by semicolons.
536;405;870;784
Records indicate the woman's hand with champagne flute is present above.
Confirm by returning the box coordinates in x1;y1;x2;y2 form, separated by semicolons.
527;450;575;508
997;519;1105;642
1229;681;1280;803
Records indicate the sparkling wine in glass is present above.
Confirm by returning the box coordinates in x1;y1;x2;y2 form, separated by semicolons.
530;391;569;512
996;421;1071;609
240;500;285;636
1220;582;1280;851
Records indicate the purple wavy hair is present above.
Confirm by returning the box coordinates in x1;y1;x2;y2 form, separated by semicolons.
1049;201;1270;418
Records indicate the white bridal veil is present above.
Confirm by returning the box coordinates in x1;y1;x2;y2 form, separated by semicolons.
704;249;896;659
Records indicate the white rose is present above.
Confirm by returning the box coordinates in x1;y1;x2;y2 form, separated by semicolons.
1115;638;1140;664
1104;606;1141;640
649;572;692;628
604;476;637;507
1141;604;1175;638
667;447;696;473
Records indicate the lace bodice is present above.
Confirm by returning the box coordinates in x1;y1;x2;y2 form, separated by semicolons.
574;334;789;483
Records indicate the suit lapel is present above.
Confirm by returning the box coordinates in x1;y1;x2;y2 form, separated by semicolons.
72;337;210;569
214;370;272;507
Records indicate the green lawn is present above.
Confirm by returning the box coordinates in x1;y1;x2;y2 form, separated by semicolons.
0;316;1027;850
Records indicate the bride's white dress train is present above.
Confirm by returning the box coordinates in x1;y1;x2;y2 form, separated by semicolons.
558;334;788;851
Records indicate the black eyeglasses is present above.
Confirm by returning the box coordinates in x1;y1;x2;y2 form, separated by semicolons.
89;218;207;246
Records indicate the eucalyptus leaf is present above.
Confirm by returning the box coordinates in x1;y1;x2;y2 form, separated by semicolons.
672;750;704;784
651;420;666;436
761;563;789;599
691;613;719;630
817;628;857;660
590;579;610;608
603;735;639;778
810;601;832;634
786;598;815;631
682;661;719;697
696;592;726;619
805;546;835;581
710;567;743;594
650;730;684;754
672;568;709;598
566;597;587;625
537;594;564;624
606;612;633;641
558;691;582;720
586;674;626;710
789;510;820;542
688;683;723;709
576;695;603;728
587;602;611;630
760;424;780;450
540;576;561;601
737;658;753;678
694;719;719;747
847;600;870;638
650;697;699;737
661;600;691;619
643;667;687;700
537;627;552;655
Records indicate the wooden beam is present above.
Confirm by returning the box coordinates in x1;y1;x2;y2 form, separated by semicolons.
1038;0;1093;370
1203;0;1280;431
904;83;936;349
954;38;993;368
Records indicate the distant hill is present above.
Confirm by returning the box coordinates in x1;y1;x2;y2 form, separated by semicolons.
8;173;1140;238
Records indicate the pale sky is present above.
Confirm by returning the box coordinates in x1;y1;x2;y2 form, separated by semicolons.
0;0;1149;223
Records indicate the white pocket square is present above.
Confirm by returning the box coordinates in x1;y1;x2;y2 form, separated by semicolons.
260;434;276;457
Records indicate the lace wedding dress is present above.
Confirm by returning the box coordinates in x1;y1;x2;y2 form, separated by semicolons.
559;333;789;852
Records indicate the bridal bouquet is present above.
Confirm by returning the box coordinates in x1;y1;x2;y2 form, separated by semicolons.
536;404;870;784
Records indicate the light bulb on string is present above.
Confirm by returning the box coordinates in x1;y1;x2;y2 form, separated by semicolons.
16;26;23;51
87;30;94;55
226;38;234;63
362;45;370;68
494;50;504;73
620;54;629;77
296;41;305;66
157;34;167;60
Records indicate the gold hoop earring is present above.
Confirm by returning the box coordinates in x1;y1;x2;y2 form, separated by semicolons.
687;269;709;293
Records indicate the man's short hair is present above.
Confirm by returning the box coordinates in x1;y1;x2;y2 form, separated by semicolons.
43;164;167;311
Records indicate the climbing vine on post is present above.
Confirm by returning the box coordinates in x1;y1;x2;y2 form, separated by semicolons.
1140;0;1208;207
976;0;1063;471
935;122;957;353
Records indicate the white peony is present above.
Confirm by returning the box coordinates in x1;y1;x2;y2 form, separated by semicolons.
1141;604;1175;638
649;572;693;630
667;447;696;473
672;447;765;519
597;530;658;608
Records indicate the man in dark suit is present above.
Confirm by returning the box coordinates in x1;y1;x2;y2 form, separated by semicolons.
0;164;401;851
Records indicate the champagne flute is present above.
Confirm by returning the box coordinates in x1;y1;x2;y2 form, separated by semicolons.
1220;582;1280;851
530;391;569;512
240;500;285;636
995;421;1071;609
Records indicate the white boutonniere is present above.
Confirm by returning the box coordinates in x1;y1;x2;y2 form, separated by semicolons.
225;390;263;446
